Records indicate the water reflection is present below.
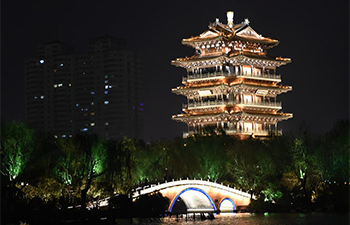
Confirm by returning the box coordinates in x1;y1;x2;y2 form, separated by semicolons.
119;213;349;225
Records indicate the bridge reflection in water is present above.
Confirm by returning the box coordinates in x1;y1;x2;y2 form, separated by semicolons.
132;179;253;214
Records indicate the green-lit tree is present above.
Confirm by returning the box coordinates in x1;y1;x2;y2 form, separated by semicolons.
189;135;227;181
78;135;108;209
225;139;267;195
55;135;109;209
135;140;167;182
317;120;349;183
118;137;137;193
1;122;35;182
284;124;321;205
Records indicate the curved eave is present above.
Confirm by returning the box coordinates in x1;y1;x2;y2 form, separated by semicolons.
182;35;226;45
171;53;291;68
172;83;292;95
171;54;226;67
172;111;293;121
234;35;279;47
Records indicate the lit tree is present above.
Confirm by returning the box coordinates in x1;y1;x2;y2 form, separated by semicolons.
284;124;321;204
190;135;227;181
118;137;137;193
318;120;349;183
77;135;108;209
1;122;35;182
55;135;108;209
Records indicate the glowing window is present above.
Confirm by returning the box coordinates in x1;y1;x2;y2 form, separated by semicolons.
91;91;95;95
104;101;109;105
90;123;95;126
244;122;253;132
242;65;252;75
60;63;64;67
40;95;44;99
76;103;79;107
39;59;45;64
243;94;252;103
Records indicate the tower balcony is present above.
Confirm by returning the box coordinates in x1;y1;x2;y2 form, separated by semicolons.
225;129;282;136
182;72;281;83
183;100;281;110
183;129;282;138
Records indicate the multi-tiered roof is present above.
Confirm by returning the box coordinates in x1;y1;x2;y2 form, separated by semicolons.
172;12;292;139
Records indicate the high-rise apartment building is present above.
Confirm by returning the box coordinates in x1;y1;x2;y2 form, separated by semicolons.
25;35;143;139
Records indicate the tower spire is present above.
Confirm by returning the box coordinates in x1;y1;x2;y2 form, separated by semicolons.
227;11;234;28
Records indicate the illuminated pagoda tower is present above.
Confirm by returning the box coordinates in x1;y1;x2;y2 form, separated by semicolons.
172;11;292;139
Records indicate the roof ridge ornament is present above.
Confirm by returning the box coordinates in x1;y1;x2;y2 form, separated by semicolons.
227;11;234;28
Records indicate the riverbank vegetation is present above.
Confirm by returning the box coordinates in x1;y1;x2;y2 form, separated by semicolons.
1;120;349;223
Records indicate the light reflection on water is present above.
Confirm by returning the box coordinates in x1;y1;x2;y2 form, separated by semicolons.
120;213;349;225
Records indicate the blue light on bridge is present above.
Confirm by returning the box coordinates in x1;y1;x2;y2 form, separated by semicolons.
169;187;217;213
219;198;236;211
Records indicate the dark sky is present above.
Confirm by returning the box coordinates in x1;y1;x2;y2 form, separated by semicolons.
2;0;349;141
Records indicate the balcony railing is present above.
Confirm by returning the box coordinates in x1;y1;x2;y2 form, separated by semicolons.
183;72;281;83
183;129;282;138
183;100;281;109
225;129;282;136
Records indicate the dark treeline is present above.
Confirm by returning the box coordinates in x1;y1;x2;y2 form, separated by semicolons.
1;120;349;223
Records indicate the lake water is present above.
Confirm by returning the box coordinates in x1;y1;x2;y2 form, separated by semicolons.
122;213;349;225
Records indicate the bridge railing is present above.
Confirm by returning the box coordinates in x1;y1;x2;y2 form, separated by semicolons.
72;178;255;210
132;178;254;199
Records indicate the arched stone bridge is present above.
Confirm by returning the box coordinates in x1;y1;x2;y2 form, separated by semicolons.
132;179;254;213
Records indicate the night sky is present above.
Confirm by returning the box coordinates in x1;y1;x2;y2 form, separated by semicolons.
2;0;349;141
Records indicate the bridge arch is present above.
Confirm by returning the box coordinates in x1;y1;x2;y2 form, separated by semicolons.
219;198;236;212
169;187;217;213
